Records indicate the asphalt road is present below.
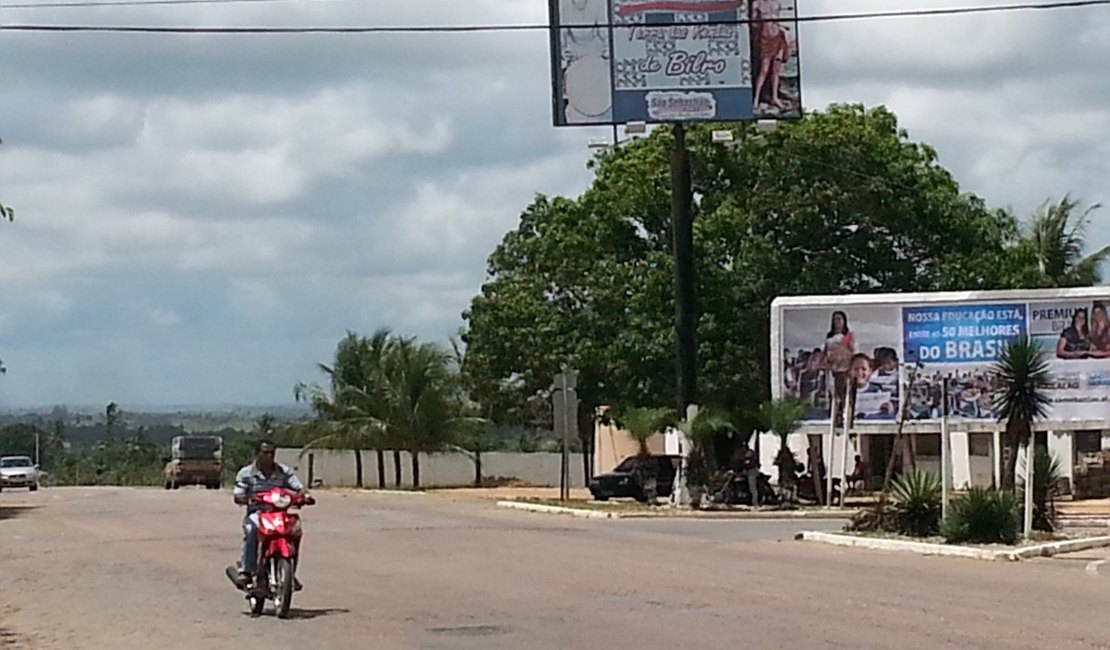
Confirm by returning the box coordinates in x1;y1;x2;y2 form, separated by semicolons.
2;487;1110;649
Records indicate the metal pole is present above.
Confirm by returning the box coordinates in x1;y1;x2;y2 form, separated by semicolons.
670;123;696;419
35;429;40;467
941;376;950;522
1024;436;1035;539
839;388;852;508
826;394;835;507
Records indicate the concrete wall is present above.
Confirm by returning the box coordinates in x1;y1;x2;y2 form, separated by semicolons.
275;448;587;489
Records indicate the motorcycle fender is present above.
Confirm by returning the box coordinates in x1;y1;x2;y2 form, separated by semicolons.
267;538;295;558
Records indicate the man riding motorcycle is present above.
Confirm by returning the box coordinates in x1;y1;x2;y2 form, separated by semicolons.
225;438;311;592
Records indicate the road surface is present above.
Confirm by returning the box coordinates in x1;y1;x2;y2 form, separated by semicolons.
1;487;1109;649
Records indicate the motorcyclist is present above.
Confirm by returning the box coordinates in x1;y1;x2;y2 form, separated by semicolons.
224;437;311;592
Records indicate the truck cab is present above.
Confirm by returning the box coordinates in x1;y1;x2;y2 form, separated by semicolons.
163;435;223;490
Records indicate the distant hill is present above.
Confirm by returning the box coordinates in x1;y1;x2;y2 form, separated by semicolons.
0;404;314;447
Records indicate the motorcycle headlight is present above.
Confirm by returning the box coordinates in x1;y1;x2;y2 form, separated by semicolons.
272;493;291;509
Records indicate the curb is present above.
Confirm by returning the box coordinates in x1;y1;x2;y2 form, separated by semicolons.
496;501;858;520
496;501;618;519
1008;535;1110;559
796;531;1110;561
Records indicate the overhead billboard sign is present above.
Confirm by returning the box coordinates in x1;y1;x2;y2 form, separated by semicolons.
770;288;1110;433
548;0;802;126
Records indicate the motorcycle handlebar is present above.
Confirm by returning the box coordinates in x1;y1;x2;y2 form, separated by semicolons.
248;491;315;506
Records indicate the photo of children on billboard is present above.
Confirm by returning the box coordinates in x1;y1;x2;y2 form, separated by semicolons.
781;306;901;422
901;302;1026;422
905;368;1001;421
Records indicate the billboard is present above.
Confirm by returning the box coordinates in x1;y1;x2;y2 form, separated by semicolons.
771;288;1110;432
548;0;802;126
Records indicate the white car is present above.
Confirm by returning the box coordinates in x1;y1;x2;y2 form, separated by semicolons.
0;456;41;492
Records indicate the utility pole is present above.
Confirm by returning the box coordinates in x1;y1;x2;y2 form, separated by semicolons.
670;123;697;419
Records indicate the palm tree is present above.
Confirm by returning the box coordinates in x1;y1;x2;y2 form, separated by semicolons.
294;328;393;488
446;337;496;486
611;407;675;456
992;337;1051;491
105;402;121;440
293;383;386;488
1025;195;1110;287
676;406;738;505
757;398;807;503
379;337;456;488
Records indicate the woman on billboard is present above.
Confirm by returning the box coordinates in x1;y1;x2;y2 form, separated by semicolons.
1056;308;1092;359
824;310;854;414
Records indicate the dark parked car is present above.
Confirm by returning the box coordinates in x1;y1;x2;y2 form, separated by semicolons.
588;454;680;502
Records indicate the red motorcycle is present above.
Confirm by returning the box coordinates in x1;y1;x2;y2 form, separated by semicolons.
243;487;315;618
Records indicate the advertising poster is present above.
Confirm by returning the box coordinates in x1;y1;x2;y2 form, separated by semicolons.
549;0;802;126
901;303;1026;421
774;290;1110;429
1029;298;1110;419
780;305;902;423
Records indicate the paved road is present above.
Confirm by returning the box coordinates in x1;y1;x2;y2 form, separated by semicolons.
2;487;1110;649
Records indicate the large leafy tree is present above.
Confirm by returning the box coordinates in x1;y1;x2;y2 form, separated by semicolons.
463;104;1031;448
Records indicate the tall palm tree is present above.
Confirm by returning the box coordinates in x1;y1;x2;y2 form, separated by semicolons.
380;337;456;488
1026;195;1110;287
294;328;393;488
992;337;1051;491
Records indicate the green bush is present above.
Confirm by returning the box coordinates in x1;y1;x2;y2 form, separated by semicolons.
1029;447;1062;532
890;470;942;537
941;487;1020;545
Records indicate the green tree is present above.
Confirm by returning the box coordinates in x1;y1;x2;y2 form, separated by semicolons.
447;335;498;486
992;337;1051;491
294;329;392;488
463;104;1028;455
1022;195;1109;287
379;336;456;488
757;398;807;502
609;407;675;457
105;402;122;439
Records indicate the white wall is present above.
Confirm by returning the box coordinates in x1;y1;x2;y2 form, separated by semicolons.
274;448;588;489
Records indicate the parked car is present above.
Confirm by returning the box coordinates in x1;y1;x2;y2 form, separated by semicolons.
588;454;680;503
0;456;41;492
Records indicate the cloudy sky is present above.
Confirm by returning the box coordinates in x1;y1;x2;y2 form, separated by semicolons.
0;0;1107;410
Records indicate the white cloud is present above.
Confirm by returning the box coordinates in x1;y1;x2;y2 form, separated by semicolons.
0;0;1108;406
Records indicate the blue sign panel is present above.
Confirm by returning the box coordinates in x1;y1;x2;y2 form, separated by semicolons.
902;304;1027;365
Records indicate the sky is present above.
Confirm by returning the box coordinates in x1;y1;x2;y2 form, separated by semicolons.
0;0;1108;409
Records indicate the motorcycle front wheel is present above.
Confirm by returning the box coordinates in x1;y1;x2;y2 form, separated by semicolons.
272;557;294;619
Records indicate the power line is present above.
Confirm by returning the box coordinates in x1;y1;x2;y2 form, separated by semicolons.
0;0;336;9
0;0;1107;33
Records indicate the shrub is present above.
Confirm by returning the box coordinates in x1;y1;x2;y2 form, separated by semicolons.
1029;447;1063;532
890;470;942;537
941;487;1020;545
